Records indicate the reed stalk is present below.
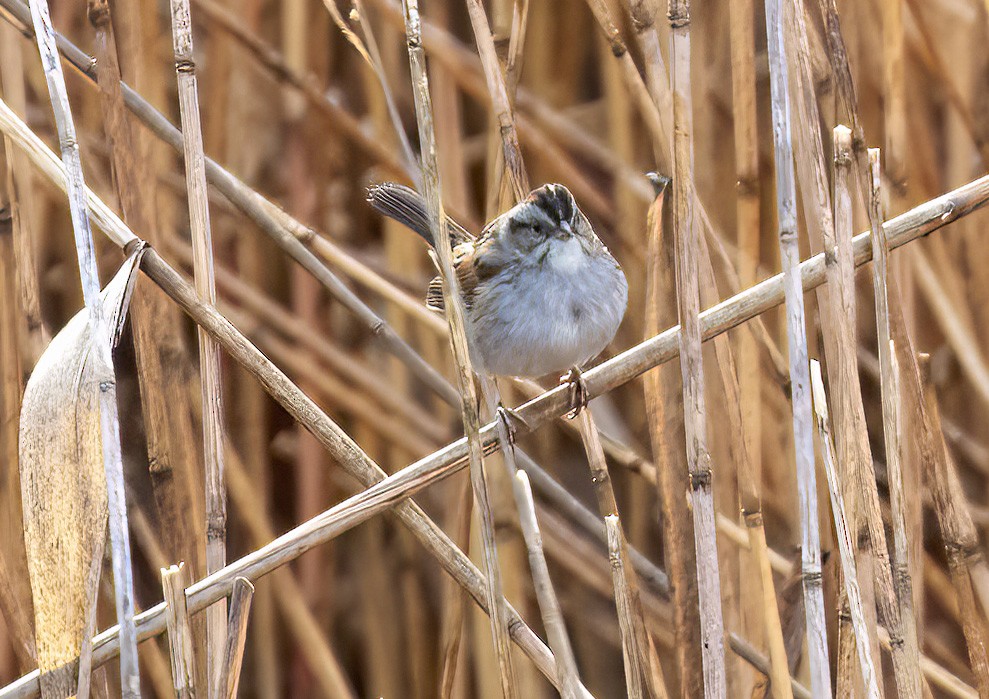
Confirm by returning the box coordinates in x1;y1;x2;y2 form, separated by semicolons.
168;1;228;689
868;149;923;699
726;5;766;690
161;564;197;699
24;2;140;694
213;578;253;699
515;471;581;699
826;125;886;695
0;21;46;360
668;2;726;695
810;362;882;699
763;0;830;693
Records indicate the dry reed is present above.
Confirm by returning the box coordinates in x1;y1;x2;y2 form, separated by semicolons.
1;0;989;696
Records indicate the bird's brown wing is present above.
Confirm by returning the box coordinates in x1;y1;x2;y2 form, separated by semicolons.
425;238;498;313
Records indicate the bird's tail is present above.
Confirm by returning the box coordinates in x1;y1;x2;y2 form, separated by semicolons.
366;182;473;247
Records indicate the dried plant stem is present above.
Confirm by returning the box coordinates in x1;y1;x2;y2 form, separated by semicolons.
463;0;528;199
606;515;643;699
919;355;989;696
810;361;882;699
726;633;812;699
162;564;198;699
87;0;199;589
514;471;580;699
213;578;253;699
782;7;873;692
642;179;702;697
826;125;886;695
669;2;726;696
763;0;830;694
726;3;775;694
25;2;140;694
437;477;472;699
401;3;517;696
168;1;228;689
477;378;581;697
868;149;922;699
575;410;665;699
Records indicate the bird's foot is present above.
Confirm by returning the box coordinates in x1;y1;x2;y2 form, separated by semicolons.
495;404;530;445
561;366;589;419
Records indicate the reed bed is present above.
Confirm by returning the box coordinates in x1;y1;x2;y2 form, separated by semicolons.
0;0;988;697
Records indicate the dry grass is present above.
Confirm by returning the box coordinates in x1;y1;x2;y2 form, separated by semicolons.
1;0;989;697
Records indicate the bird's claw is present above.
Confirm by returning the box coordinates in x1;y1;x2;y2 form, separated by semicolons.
495;404;529;445
562;367;589;419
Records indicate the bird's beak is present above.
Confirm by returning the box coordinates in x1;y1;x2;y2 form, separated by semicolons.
556;221;573;239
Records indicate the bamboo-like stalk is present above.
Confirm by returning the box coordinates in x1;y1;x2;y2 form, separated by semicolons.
213;578;253;699
809;361;882;699
668;2;726;696
642;177;701;698
826;125;886;696
4;88;989;696
726;5;765;690
168;1;228;689
782;7;879;692
762;0;831;693
463;0;528;200
868;149;922;699
918;355;989;696
24;2;140;694
87;0;199;591
606;515;643;699
695;240;790;699
514;471;581;699
575;409;665;698
437;477;472;699
162;564;198;699
400;3;517;696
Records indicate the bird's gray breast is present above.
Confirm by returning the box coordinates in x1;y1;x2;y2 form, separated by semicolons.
468;241;628;377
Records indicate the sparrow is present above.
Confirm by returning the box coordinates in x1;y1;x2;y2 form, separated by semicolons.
367;182;628;381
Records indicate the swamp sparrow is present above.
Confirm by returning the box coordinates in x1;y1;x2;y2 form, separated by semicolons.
367;182;628;380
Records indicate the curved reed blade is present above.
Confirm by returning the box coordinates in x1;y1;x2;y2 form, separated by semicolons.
18;252;142;697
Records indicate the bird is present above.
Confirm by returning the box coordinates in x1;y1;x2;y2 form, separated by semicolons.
367;182;628;387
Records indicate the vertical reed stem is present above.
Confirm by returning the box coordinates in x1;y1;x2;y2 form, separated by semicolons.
810;361;882;699
669;1;727;695
168;1;228;690
26;1;141;693
762;0;831;694
868;149;922;699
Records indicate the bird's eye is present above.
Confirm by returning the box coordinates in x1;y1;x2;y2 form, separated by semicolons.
531;222;541;234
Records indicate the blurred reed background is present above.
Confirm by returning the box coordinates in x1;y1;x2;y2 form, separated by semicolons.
0;0;989;696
